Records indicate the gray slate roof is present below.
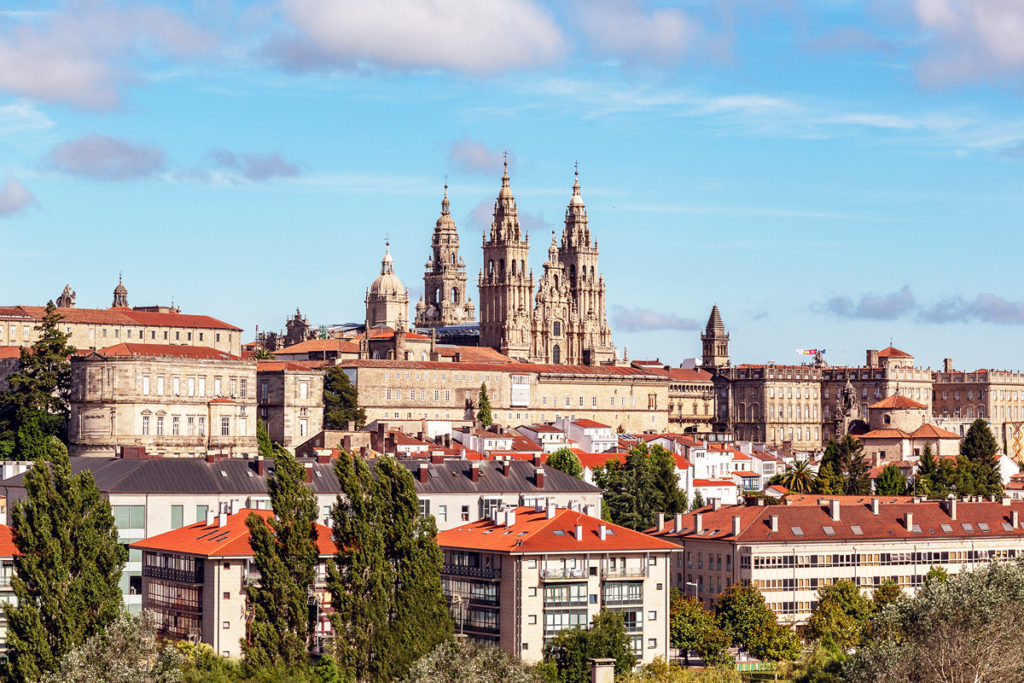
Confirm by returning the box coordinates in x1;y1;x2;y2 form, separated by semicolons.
0;457;599;497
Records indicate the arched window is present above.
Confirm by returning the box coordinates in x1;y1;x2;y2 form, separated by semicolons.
553;321;562;337
590;266;595;280
451;288;459;304
554;274;559;288
884;414;891;424
450;252;456;264
570;264;576;279
488;260;494;276
499;259;505;274
511;260;517;275
552;344;561;364
434;288;440;304
520;259;525;275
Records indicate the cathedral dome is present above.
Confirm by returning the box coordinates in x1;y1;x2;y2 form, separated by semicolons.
369;244;405;296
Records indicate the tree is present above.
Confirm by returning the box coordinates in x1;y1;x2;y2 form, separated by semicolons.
0;302;76;457
836;435;870;495
805;580;872;651
542;610;636;682
871;580;903;613
915;445;939;497
547;447;583;479
243;448;321;669
39;611;184;683
257;418;274;460
252;346;276;360
476;382;493;426
874;465;908;496
924;566;948;586
714;583;777;654
327;454;452;680
670;590;730;666
405;640;536;683
691;490;705;511
845;560;1024;682
593;443;686;530
814;461;844;496
322;366;366;430
3;448;127;680
780;459;814;494
959;418;1002;497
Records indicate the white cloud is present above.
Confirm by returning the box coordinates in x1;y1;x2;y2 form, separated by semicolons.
612;306;698;332
0;178;35;216
0;5;216;109
914;0;1024;85
46;135;166;181
272;0;565;73
574;0;699;65
448;137;511;176
0;100;54;135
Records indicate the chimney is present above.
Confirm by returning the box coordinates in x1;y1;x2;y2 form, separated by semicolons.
206;509;216;526
218;512;227;527
674;513;683;533
418;462;429;483
599;524;607;541
546;503;556;519
871;498;880;515
712;499;722;511
206;452;217;464
535;499;544;513
944;358;954;373
503;460;511;477
829;499;841;522
657;512;665;532
316;450;331;464
255;456;265;476
470;463;479;482
905;511;913;530
769;514;779;532
229;500;237;515
304;463;313;484
535;467;545;489
1014;510;1020;529
866;349;879;367
695;513;703;535
947;497;957;520
532;454;542;468
732;515;741;537
505;509;516;527
1003;497;1012;507
431;452;444;464
574;524;583;541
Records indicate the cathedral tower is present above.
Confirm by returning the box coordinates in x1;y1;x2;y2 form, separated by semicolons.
112;274;128;308
415;184;475;328
478;159;533;360
701;305;730;370
365;243;409;330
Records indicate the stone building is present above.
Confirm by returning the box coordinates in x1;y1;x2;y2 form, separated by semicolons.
68;344;258;458
932;360;1024;456
645;365;715;434
339;358;670;433
364;243;409;331
0;278;243;355
283;308;315;347
256;361;324;450
415;185;475;328
438;505;676;664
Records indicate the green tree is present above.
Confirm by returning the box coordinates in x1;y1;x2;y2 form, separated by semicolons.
323;366;366;430
257;418;274;460
327;454;452;680
924;566;948;586
593;443;685;530
814;462;844;496
476;382;493;426
670;590;730;666
405;640;536;683
3;448;127;680
914;444;938;497
871;580;903;613
958;418;1002;497
547;447;584;479
252;346;276;360
542;610;636;683
780;459;815;493
714;583;777;655
874;465;908;496
243;448;321;669
837;435;870;495
0;302;76;457
805;580;872;651
39;610;184;683
691;490;705;511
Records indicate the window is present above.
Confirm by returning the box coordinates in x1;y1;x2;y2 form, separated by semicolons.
418;499;430;517
221;417;230;436
438;505;447;522
300;382;308;399
113;505;145;529
214;378;222;396
239;418;247;437
198;416;206;436
240;379;247;398
141;415;150;435
196;505;209;523
173;377;180;395
187;416;195;436
171;505;183;529
299;419;308;437
156;416;164;436
188;377;195;396
142;376;150;395
172;416;180;435
156;376;164;395
198;377;206;397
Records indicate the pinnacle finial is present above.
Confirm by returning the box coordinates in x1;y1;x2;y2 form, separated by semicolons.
441;179;450;216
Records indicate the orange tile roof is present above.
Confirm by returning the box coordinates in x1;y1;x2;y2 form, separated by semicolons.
878;346;912;358
339;359;666;377
277;338;360;354
131;509;336;557
82;343;242;361
732;470;760;478
0;525;19;557
0;305;241;331
435;345;514;363
0;347;22;359
572;418;610;429
693;479;738;487
911;424;961;439
782;494;915;506
256;360;325;372
438;507;678;553
858;429;912;440
869;394;926;410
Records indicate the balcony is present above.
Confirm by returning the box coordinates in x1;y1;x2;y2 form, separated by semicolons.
143;565;204;584
540;568;587;581
603;595;644;607
443;564;501;580
602;567;647;580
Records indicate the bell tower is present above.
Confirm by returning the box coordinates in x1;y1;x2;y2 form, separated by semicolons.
701;305;730;370
415;183;475;328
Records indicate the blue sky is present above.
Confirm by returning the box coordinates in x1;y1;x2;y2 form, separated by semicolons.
2;1;1024;371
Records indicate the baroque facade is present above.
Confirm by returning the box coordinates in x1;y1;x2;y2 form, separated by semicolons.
415;185;475;328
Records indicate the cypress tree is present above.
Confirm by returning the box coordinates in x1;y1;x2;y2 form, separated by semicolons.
257;418;273;460
3;448;126;681
243;448;320;669
327;454;452;680
960;418;1002;497
476;383;493;426
323;366;366;429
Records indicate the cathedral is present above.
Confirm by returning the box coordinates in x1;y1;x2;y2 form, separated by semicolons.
364;161;616;365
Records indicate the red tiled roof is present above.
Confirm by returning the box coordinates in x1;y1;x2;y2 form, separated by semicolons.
131;509;336;557
693;479;738;487
435;346;513;363
650;499;1024;543
338;359;666;377
0;525;20;557
782;494;915;506
878;346;912;358
858;429;912;440
277;338;360;354
0;347;22;359
82;343;242;361
256;360;324;372
869;394;926;410
2;305;241;330
520;424;563;434
732;470;760;478
572;418;610;429
438;507;678;553
911;424;960;439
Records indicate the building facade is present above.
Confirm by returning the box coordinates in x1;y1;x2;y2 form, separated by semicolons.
437;505;676;664
256;361;324;450
364;244;410;331
415;185;475;328
68;344;258;458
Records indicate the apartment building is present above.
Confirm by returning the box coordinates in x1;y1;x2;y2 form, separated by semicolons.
132;509;336;658
68;344;258;458
339;359;670;434
650;496;1024;625
0;525;16;658
555;417;616;453
256;361;324;450
437;505;677;665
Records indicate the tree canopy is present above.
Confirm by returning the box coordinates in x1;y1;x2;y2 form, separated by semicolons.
815;436;869;495
593;443;686;530
322;366;365;430
669;590;732;667
714;583;798;662
547;447;583;479
542;610;636;682
874;465;908;496
805;579;872;652
476;383;493;427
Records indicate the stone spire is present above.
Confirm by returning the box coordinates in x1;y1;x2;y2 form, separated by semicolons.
701;304;730;370
706;305;725;334
112;273;128;308
562;163;590;248
417;182;474;328
56;284;76;309
491;153;521;242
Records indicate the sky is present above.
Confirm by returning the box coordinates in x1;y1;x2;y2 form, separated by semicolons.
2;0;1024;371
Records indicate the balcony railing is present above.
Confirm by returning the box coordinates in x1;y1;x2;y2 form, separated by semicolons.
602;567;647;579
443;564;501;580
540;568;587;581
543;598;589;609
143;565;204;584
602;595;644;606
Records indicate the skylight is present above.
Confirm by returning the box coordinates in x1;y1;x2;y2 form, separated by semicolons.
941;524;953;533
978;522;990;532
823;526;836;536
790;526;804;537
961;523;974;533
553;530;566;536
220;470;228;477
850;525;863;535
912;525;922;534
